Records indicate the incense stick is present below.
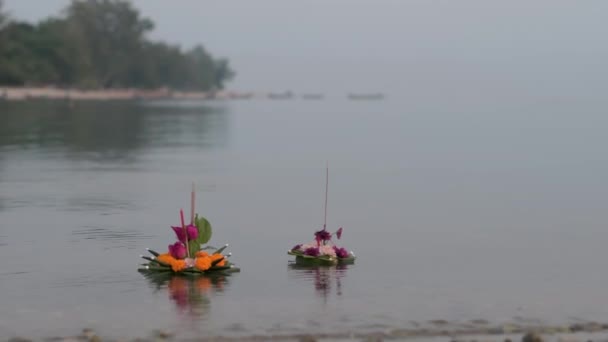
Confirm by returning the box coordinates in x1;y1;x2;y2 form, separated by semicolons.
324;161;328;230
191;182;196;225
180;209;190;258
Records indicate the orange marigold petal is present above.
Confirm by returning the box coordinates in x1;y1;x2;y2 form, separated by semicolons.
171;259;187;272
157;253;177;266
210;254;226;267
195;256;212;271
195;251;209;258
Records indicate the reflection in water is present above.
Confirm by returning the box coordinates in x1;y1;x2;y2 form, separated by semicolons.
140;272;229;319
288;264;349;303
0;101;229;161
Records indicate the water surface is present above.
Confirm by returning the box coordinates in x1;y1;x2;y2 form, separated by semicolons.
1;96;608;339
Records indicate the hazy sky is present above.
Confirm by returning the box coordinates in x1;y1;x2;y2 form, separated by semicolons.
5;0;608;95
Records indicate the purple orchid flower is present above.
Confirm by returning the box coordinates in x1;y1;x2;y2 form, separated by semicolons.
168;242;187;259
314;229;332;245
336;227;343;240
304;246;320;257
333;246;349;259
292;244;302;251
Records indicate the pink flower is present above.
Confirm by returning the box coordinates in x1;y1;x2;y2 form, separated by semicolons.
336;227;343;239
172;224;198;242
304;247;320;257
169;242;187;259
299;243;316;251
333;246;349;258
319;245;337;257
186;224;198;240
171;226;187;243
314;229;332;245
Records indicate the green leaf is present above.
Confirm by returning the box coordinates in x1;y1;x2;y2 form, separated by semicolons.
195;215;212;244
188;240;200;258
211;257;225;267
213;245;228;255
294;255;338;266
146;249;160;257
138;266;172;272
141;256;168;267
209;265;231;271
141;255;155;262
338;256;356;265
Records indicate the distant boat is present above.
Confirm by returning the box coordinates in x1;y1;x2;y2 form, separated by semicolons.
301;94;324;100
229;92;254;100
347;93;384;101
268;91;294;100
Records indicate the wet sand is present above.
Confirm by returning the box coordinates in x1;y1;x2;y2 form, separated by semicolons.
6;321;608;342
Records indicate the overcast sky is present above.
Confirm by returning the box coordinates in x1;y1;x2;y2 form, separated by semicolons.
4;0;608;95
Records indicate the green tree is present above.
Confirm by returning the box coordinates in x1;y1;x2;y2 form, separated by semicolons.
0;0;7;28
63;0;154;88
212;58;235;90
0;0;235;90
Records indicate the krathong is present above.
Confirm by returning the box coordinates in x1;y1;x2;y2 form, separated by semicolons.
288;164;355;265
139;183;239;275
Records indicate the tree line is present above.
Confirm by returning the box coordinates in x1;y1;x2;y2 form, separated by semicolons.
0;0;234;91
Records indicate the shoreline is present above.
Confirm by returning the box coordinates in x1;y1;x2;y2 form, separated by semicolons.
5;322;608;342
0;87;252;102
0;87;386;102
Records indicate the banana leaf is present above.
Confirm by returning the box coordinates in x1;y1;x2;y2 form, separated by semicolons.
288;250;356;266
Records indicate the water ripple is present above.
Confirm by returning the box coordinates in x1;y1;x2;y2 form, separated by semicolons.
64;196;137;212
71;226;153;249
51;272;139;289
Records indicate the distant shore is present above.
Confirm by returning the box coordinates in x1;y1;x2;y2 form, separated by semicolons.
0;87;385;102
0;86;250;101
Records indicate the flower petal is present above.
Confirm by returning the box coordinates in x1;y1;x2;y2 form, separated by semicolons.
171;226;187;243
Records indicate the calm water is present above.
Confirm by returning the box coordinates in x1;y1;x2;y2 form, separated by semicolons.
1;96;608;339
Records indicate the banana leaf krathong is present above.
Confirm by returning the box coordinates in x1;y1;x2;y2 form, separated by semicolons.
288;227;355;266
288;165;356;266
138;194;240;275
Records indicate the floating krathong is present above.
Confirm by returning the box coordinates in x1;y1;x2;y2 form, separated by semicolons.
288;164;356;266
139;184;239;275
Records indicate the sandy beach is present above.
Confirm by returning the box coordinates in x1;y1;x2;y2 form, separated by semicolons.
0;87;255;101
